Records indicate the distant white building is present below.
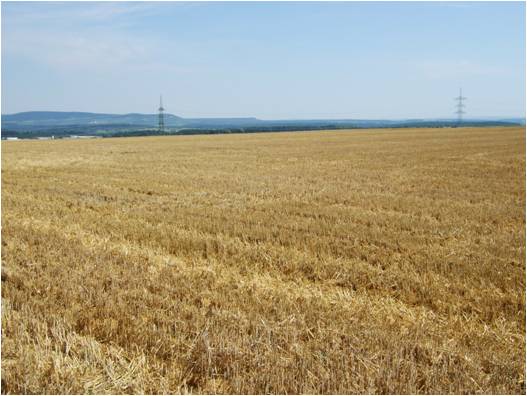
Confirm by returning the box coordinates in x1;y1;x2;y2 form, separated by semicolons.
69;135;100;139
6;137;19;141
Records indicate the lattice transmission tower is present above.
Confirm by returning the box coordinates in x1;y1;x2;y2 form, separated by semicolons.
158;95;165;133
454;88;467;125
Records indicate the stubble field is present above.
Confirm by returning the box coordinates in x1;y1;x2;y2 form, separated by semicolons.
1;127;525;394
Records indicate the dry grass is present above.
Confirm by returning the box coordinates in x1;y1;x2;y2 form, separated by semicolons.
1;126;525;394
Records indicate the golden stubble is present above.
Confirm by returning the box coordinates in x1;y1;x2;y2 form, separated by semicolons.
1;127;525;394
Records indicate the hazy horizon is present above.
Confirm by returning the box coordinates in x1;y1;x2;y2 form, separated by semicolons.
1;109;525;121
2;1;525;119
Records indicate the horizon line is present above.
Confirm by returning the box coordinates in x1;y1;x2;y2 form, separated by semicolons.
2;110;525;121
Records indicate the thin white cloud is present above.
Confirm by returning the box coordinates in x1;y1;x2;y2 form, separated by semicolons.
414;59;508;80
2;2;193;74
5;29;143;69
2;2;160;24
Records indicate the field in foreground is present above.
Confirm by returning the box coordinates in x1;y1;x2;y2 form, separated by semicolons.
2;127;525;394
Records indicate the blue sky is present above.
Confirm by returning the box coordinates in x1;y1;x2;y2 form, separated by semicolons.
2;1;525;119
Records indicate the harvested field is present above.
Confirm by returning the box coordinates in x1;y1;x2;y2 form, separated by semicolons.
1;126;525;394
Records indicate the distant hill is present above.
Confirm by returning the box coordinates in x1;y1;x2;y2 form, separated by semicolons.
1;111;268;131
2;111;185;128
1;111;524;138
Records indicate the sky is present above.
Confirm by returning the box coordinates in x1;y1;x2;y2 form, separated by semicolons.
1;1;525;119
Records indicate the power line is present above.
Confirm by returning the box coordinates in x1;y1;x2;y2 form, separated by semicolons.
454;88;467;125
158;95;165;132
